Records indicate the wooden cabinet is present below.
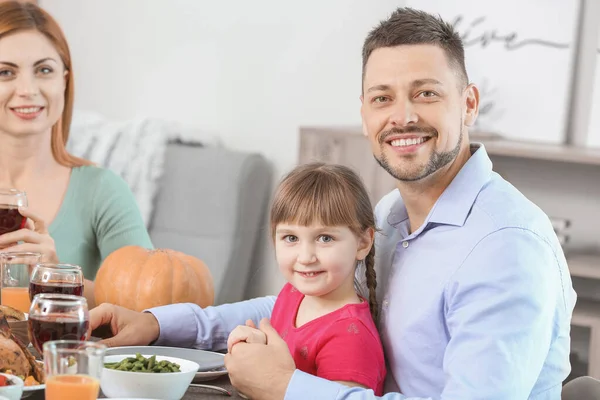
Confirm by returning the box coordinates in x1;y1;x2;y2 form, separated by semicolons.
299;127;395;205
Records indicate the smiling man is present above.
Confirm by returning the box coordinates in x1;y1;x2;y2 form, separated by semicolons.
223;7;576;399
89;7;577;400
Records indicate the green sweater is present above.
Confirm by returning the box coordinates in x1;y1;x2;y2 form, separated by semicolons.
49;166;154;280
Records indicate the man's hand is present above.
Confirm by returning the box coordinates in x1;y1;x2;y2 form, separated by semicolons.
225;318;296;400
227;319;267;353
89;303;160;347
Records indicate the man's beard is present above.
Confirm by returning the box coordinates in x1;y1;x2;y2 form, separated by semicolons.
374;123;463;182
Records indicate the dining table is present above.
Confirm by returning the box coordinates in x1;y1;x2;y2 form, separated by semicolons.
27;374;244;399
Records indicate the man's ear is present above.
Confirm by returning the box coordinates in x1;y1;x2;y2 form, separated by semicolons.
464;83;480;127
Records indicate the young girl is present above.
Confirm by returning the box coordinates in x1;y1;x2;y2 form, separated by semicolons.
227;162;386;395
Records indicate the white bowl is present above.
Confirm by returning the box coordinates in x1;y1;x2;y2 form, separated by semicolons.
0;373;24;400
100;354;198;400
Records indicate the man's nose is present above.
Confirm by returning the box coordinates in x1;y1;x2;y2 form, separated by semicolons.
389;99;418;127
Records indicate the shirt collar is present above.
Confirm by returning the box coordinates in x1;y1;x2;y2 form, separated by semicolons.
387;142;493;228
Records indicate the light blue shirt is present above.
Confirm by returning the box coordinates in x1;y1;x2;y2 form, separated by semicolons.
150;144;576;399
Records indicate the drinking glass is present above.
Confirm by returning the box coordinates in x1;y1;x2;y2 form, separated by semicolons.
43;340;106;400
0;189;27;235
0;252;42;313
28;294;89;355
29;263;84;301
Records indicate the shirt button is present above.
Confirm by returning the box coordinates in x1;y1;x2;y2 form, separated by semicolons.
402;241;409;248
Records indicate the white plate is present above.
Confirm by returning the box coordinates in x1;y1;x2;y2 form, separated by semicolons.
192;366;228;382
21;384;45;399
104;346;227;382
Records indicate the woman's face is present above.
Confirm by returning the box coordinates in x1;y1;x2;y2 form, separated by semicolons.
0;30;67;138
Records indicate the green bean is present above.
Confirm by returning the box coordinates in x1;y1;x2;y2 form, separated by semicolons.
104;353;181;373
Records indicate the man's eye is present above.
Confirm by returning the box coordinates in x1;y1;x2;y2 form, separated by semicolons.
419;91;437;98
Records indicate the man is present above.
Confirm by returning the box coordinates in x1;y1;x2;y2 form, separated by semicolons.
90;7;576;400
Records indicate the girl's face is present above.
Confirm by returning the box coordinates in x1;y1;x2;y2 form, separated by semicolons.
0;30;67;138
274;223;372;300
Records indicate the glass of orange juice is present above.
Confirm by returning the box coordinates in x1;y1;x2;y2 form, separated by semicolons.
43;340;106;400
0;251;41;313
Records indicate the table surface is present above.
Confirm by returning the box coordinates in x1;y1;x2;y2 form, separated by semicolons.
27;374;243;399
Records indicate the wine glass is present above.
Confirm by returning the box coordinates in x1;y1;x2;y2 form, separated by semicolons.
29;263;84;302
28;294;89;355
43;340;106;400
0;188;27;235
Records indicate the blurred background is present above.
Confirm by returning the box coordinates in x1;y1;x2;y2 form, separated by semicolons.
23;0;600;382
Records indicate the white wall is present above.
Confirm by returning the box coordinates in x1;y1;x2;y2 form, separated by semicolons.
586;25;600;147
39;0;405;297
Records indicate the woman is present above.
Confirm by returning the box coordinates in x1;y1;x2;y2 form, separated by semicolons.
0;1;153;307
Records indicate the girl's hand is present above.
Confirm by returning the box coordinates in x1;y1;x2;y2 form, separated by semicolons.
0;207;58;263
227;319;267;353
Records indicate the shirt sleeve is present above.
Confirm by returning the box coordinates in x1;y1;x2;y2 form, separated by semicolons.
285;370;421;400
92;169;153;265
315;318;385;393
284;228;573;400
147;295;276;351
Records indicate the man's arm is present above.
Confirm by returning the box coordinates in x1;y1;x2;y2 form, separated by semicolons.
283;228;573;400
285;371;425;400
148;296;276;351
440;227;572;399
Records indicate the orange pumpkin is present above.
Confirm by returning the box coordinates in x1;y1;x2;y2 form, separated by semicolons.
94;246;214;312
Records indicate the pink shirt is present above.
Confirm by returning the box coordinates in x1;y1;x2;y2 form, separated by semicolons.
271;283;386;395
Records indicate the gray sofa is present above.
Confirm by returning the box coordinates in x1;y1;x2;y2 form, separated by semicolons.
148;142;272;305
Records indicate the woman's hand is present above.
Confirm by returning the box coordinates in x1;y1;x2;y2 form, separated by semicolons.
0;207;98;308
0;206;58;263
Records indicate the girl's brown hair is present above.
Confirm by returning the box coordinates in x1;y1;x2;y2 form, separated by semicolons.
270;162;378;321
0;1;92;168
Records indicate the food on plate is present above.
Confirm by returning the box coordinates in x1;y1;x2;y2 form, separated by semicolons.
1;304;29;346
0;308;44;385
0;305;25;322
104;353;182;373
0;374;12;386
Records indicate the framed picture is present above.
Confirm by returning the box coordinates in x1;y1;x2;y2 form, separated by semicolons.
404;0;581;144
